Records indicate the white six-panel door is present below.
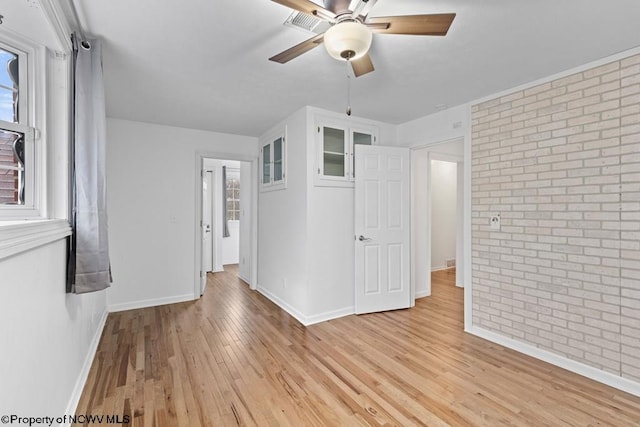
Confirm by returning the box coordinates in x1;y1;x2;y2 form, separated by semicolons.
355;145;411;314
201;170;214;295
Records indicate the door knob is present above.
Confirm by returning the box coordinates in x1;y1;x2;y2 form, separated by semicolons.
358;235;372;241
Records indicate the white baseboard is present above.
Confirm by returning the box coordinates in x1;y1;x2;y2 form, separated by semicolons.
62;308;108;426
466;325;640;398
256;286;354;326
257;286;309;325
237;273;251;285
108;294;195;312
305;306;354;326
415;290;431;299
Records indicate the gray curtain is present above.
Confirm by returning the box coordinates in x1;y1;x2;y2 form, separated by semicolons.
67;35;111;294
222;166;230;238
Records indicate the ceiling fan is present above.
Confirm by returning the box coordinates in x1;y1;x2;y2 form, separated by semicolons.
269;0;456;77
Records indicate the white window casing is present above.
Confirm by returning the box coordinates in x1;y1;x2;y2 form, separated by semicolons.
0;12;72;259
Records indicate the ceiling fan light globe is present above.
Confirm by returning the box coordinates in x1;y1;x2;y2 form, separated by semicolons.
324;21;373;61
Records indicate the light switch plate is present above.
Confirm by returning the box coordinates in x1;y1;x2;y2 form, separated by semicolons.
490;214;501;230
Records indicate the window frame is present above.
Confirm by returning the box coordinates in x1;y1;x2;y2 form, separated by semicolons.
0;7;73;261
0;34;43;219
225;167;240;222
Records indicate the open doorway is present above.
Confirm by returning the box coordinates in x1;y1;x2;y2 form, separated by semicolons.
411;138;464;299
197;154;256;297
429;158;462;295
202;160;243;272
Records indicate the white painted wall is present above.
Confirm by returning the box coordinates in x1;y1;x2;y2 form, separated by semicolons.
0;2;107;419
238;161;252;282
106;118;256;311
223;221;240;265
258;106;398;323
398;105;468;147
306;108;398;321
411;147;431;298
0;240;107;418
306;184;357;318
430;160;458;270
258;107;310;318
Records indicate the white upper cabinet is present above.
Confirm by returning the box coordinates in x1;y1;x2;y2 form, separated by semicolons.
315;116;377;187
260;126;286;192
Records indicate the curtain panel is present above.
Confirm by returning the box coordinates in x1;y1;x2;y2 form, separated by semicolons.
67;35;112;294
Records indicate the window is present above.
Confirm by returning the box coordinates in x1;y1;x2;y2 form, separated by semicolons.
260;127;286;191
0;2;74;261
0;43;34;210
226;168;240;221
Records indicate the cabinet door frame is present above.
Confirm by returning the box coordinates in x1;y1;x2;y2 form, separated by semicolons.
316;118;350;185
349;125;377;180
260;125;287;192
314;116;378;187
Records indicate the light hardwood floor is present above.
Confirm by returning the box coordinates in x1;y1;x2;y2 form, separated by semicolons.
76;266;640;426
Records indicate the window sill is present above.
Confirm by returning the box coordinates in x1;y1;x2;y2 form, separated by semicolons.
0;219;71;261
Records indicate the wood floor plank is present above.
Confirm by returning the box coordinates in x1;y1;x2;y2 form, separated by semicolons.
75;266;640;426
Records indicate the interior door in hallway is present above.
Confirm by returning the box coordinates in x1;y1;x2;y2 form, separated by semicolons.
355;145;411;314
202;170;214;294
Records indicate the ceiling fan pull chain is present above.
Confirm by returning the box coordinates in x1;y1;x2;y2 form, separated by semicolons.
346;59;352;116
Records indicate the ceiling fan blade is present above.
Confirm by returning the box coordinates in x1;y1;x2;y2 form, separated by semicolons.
351;53;374;78
271;0;335;20
352;0;379;19
367;13;456;36
269;33;325;64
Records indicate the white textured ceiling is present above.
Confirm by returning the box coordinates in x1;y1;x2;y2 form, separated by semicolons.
71;0;640;136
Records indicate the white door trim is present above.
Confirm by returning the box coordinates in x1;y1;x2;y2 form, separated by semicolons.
194;152;259;299
409;135;471;330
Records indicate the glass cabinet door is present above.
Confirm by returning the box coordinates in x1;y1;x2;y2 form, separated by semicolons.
352;131;372;178
262;143;271;184
273;137;283;182
322;126;346;178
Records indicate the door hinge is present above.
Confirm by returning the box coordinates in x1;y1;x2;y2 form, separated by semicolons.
200;271;205;278
317;168;320;174
317;126;320;133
